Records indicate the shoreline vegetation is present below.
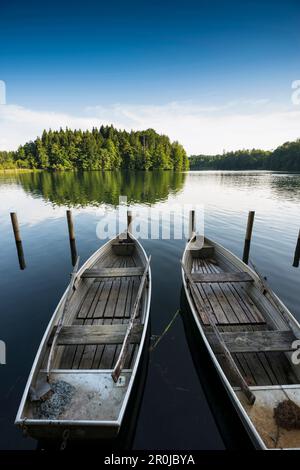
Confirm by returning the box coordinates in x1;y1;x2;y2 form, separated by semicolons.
0;126;188;171
189;139;300;171
1;128;299;173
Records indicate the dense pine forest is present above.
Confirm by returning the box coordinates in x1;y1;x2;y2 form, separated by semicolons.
189;139;300;171
0;126;189;171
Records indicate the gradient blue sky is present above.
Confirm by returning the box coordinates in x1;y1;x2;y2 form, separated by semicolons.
0;0;300;153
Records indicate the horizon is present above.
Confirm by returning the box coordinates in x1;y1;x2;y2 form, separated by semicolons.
1;125;299;158
1;0;300;154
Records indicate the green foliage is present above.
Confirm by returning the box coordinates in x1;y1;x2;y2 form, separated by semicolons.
0;126;189;171
189;140;300;171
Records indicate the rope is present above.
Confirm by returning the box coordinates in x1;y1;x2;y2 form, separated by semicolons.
149;309;180;352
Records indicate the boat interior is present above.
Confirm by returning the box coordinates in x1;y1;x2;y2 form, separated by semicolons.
20;235;148;424
185;237;300;448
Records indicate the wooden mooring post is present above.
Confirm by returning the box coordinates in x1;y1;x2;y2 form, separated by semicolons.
293;229;300;268
66;210;77;266
127;210;133;236
189;210;195;241
10;212;26;270
243;211;255;264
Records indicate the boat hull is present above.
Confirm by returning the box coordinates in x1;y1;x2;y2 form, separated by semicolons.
15;234;151;442
182;236;300;450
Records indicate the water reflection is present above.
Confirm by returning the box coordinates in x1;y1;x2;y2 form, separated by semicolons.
1;170;300;449
293;231;300;268
188;171;300;202
9;171;186;207
15;240;26;270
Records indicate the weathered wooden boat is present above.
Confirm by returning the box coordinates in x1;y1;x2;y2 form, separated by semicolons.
15;232;151;441
182;235;300;449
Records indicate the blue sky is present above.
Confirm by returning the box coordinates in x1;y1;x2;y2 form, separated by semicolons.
0;0;300;153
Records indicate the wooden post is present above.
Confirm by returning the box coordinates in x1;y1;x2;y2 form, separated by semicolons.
293;229;300;268
243;211;255;264
66;210;75;241
127;210;133;235
66;210;77;266
10;212;26;270
10;212;21;243
189;210;195;240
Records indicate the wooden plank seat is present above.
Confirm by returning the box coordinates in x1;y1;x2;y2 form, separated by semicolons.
191;271;253;283
81;267;144;278
48;324;143;346
207;330;295;353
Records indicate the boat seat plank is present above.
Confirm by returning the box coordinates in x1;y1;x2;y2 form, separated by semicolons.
207;330;295;353
49;324;142;346
191;272;253;283
81;267;144;278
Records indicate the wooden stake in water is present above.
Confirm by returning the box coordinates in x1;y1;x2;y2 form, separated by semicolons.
293;229;300;268
66;210;77;266
189;210;195;241
10;212;26;270
10;212;21;242
66;210;75;241
243;211;255;264
127;210;133;236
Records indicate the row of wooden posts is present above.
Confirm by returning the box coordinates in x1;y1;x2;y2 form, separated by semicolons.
9;209;300;270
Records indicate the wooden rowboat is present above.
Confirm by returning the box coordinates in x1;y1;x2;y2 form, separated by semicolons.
15;232;151;441
182;235;300;449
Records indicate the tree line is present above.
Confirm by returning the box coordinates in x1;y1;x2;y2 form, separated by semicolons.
0;126;189;171
189;139;300;171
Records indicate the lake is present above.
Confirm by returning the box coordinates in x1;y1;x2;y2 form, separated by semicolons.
0;170;299;450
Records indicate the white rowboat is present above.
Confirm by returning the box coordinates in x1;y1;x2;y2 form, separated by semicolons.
15;232;151;441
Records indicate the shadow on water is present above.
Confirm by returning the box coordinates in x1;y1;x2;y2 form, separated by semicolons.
180;289;254;450
38;323;150;450
10;171;186;207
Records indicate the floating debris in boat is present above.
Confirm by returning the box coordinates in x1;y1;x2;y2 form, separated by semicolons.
274;399;300;430
36;381;76;420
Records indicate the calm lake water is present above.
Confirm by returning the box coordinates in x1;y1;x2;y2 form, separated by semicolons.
0;170;300;450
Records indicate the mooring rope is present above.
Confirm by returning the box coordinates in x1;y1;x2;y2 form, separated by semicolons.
149;309;181;352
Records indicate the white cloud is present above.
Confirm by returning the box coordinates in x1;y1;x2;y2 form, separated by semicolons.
0;100;300;154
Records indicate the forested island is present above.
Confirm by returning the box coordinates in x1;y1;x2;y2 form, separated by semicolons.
2;128;299;172
189;139;300;171
0;126;189;171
